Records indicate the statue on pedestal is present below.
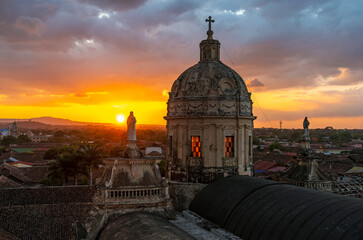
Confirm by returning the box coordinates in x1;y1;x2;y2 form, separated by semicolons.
301;117;312;151
303;117;310;140
126;111;139;158
127;111;137;141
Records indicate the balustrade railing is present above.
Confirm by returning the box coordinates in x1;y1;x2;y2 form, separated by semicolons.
106;187;162;199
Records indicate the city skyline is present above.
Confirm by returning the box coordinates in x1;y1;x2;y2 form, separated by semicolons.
1;0;363;128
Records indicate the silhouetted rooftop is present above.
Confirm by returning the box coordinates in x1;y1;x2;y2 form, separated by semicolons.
190;175;363;240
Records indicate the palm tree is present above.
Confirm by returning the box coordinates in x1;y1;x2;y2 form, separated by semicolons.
78;143;103;186
46;146;80;186
47;160;67;186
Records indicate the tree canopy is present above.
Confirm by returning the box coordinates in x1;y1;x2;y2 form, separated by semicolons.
42;144;103;186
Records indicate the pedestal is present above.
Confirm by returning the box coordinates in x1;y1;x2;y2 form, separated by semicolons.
127;140;140;158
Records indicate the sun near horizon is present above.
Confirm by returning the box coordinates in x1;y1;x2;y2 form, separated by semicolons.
116;114;125;123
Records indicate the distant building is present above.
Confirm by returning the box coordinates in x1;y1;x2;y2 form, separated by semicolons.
11;121;18;137
0;124;11;139
29;134;50;143
0;121;20;138
145;143;163;156
26;130;51;143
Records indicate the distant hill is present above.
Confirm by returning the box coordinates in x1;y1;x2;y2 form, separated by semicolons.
30;117;88;126
0;121;52;130
0;116;165;130
0;117;91;126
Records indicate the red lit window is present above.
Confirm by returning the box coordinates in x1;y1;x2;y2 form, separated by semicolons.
225;136;234;157
191;136;201;157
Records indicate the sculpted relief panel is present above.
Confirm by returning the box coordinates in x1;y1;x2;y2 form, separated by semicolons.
207;101;219;115
219;78;237;96
168;102;186;116
185;73;210;96
187;101;207;115
239;102;252;115
168;100;252;117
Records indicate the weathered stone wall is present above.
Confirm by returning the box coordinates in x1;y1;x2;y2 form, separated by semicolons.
0;186;95;240
169;181;207;211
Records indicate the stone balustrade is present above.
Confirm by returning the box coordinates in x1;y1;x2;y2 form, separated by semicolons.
106;187;162;199
288;180;334;191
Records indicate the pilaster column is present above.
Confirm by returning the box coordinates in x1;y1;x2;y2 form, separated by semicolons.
216;124;223;167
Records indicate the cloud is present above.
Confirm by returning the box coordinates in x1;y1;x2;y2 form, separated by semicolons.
78;0;148;11
254;86;363;123
1;0;363;126
14;16;45;35
247;78;265;88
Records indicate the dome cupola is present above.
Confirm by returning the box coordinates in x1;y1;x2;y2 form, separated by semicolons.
199;16;221;62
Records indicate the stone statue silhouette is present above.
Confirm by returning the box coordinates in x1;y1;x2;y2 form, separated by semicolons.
127;111;137;141
303;117;310;139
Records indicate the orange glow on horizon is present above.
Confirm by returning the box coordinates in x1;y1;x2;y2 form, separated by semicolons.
1;82;362;129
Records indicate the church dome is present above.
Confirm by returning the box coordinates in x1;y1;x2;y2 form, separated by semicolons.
166;18;252;118
170;61;249;100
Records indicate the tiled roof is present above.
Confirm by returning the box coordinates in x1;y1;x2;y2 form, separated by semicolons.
345;166;363;174
22;166;49;183
253;152;294;165
254;160;277;171
147;151;163;156
267;166;286;172
0;163;32;183
9;161;34;166
0;175;23;188
0;227;21;240
11;148;34;153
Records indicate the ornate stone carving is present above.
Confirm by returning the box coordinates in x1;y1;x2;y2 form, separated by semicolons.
185;74;210;96
239;103;250;112
187;102;207;115
188;157;203;167
168;102;186;116
223;158;237;167
209;103;217;108
171;79;180;96
222;103;236;109
207;101;219;114
219;78;237;96
216;124;223;129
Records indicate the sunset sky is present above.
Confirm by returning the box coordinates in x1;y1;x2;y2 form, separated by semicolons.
1;0;363;129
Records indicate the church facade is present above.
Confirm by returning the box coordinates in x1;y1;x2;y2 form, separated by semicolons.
165;17;256;183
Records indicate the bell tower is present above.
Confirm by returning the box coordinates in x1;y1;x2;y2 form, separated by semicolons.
165;17;256;183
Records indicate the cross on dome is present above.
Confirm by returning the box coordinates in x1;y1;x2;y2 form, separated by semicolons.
205;16;215;31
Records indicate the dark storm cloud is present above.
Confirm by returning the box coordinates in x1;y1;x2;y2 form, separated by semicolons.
206;0;363;89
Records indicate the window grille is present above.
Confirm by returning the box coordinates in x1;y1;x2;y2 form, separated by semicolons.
225;136;234;157
191;136;201;157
